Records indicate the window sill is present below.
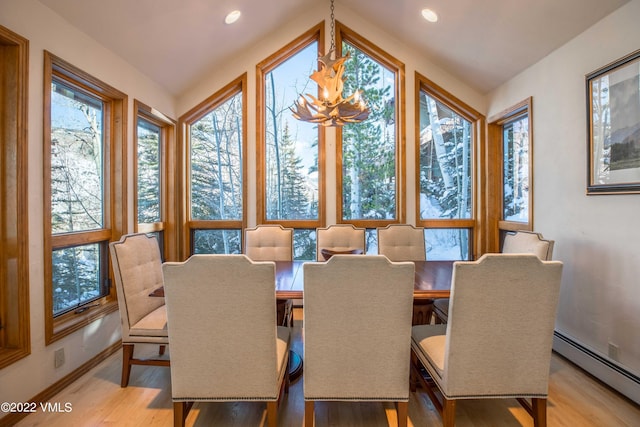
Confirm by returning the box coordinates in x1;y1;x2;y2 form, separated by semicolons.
46;300;118;345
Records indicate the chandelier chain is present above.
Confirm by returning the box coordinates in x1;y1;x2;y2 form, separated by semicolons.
330;0;335;51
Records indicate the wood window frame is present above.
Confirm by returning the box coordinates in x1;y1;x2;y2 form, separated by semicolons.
255;22;326;230
0;25;30;368
134;100;177;261
43;51;126;344
178;74;248;258
487;97;534;251
335;21;406;228
414;72;486;259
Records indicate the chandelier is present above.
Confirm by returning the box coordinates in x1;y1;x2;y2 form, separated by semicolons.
290;0;370;127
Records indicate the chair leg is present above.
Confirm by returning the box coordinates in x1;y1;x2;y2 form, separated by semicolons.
442;398;456;427
121;344;134;387
173;402;188;427
532;398;547;427
266;401;278;427
396;401;408;427
159;345;166;356
304;401;314;426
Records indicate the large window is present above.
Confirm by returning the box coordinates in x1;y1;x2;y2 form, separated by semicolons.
337;23;405;236
44;51;125;343
0;25;30;368
489;97;533;244
415;72;483;260
257;23;324;260
134;100;177;260
180;75;247;256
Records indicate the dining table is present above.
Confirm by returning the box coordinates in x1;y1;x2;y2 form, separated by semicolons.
150;259;454;300
150;258;454;381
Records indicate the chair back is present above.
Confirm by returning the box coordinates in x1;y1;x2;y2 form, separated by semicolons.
245;224;293;261
315;224;365;261
303;255;415;401
502;230;554;260
163;255;282;400
109;233;166;342
377;224;426;261
443;254;563;397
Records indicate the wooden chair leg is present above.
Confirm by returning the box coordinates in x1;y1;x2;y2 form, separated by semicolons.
304;401;315;426
532;398;547;427
266;401;278;427
121;344;134;387
159;345;166;356
442;398;456;427
396;401;408;427
173;401;187;427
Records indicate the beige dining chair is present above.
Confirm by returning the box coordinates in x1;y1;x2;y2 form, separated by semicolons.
303;255;415;427
163;254;290;427
245;224;294;326
411;254;563;427
315;224;366;261
432;230;555;324
109;233;170;387
378;224;431;325
377;224;426;261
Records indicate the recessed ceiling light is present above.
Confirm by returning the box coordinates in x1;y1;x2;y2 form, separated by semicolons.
225;10;241;25
421;8;438;23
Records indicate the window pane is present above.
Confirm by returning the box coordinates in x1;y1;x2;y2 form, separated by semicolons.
418;92;472;220
365;228;378;254
50;81;104;233
341;42;397;220
192;229;241;254
190;92;243;221
503;115;529;222
137;118;161;224
265;42;319;221
425;228;471;260
52;243;105;315
293;229;316;261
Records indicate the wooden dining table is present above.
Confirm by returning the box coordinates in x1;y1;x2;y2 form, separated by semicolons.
150;258;453;381
150;259;454;301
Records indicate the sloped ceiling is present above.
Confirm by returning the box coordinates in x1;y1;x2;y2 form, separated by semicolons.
37;0;629;95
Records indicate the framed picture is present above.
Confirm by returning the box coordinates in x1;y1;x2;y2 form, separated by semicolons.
587;48;640;194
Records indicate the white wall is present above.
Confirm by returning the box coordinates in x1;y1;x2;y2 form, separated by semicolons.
488;0;640;378
0;0;176;404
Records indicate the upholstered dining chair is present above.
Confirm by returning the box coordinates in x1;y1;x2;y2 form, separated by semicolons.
162;255;290;427
432;230;555;323
303;255;415;427
411;254;563;427
377;224;431;325
377;224;426;261
109;233;170;387
245;224;294;327
315;224;366;261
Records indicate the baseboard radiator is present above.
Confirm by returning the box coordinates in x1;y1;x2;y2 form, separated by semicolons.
553;331;640;405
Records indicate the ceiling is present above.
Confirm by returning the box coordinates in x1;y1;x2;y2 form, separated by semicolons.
37;0;629;96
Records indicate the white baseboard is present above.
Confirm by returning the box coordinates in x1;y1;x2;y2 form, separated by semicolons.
553;331;640;405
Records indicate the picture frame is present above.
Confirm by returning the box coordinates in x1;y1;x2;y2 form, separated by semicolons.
586;48;640;194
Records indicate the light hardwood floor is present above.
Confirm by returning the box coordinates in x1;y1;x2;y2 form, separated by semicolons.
15;309;640;426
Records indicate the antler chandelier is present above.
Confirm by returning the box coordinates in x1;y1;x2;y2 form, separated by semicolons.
290;0;370;127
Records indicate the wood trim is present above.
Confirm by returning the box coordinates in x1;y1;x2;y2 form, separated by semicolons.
0;24;30;369
43;51;127;344
178;74;248;258
414;71;485;258
0;341;121;427
335;22;406;225
134;100;178;261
